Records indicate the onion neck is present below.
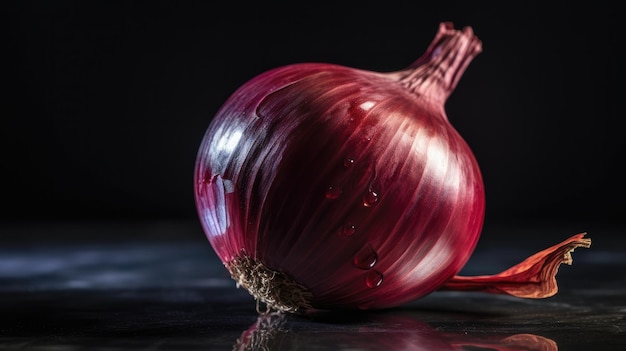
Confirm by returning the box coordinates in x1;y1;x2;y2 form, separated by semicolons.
393;22;482;105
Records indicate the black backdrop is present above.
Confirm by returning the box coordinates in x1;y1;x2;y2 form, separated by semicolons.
4;1;624;229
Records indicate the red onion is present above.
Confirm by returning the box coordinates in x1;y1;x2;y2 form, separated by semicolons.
194;22;591;313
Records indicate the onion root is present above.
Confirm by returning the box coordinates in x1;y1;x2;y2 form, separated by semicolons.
226;255;313;313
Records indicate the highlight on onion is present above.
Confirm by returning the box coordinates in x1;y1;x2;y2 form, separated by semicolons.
194;22;591;313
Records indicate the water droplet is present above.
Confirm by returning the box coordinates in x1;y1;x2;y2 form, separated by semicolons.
353;246;377;269
365;270;383;288
341;223;356;237
201;170;214;184
325;186;342;199
198;172;215;194
362;188;379;207
343;157;355;168
347;99;370;123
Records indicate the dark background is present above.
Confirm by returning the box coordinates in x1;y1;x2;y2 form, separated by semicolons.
3;1;624;236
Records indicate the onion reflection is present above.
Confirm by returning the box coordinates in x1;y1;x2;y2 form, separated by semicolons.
233;311;558;351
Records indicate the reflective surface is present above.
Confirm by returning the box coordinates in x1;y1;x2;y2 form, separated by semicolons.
1;221;625;350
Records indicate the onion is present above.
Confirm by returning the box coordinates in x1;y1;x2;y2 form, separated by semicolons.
194;22;591;313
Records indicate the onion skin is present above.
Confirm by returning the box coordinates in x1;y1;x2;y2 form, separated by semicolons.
194;22;590;313
441;232;591;298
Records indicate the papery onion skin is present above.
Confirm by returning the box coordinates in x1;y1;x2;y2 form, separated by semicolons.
195;22;484;311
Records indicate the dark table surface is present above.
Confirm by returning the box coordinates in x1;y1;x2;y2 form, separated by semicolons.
1;220;625;350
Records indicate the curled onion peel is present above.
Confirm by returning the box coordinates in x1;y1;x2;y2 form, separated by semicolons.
194;22;591;313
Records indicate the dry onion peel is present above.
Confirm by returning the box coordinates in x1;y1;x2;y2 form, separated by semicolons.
441;233;591;298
